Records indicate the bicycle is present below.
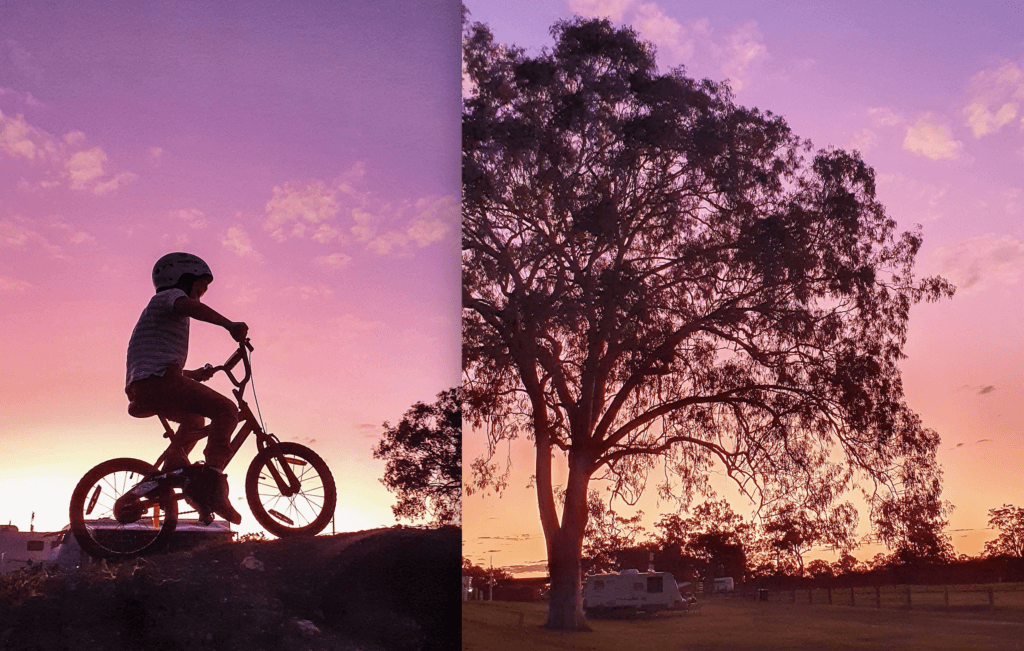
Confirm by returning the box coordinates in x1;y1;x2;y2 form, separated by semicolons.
68;339;337;560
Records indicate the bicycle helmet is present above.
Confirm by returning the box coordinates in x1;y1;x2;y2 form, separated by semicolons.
152;252;213;291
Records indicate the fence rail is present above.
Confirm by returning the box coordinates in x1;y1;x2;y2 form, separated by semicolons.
751;583;1024;612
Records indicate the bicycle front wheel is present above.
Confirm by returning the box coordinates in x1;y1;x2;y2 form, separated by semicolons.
69;458;178;560
245;442;336;537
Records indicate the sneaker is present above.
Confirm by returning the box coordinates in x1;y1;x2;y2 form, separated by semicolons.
181;465;216;525
207;471;242;526
183;465;242;525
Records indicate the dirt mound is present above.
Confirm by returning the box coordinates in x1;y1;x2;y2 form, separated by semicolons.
0;526;459;651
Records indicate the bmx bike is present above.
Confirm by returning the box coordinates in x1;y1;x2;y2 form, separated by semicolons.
68;339;337;560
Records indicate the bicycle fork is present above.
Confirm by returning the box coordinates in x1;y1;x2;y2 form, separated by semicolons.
233;392;302;497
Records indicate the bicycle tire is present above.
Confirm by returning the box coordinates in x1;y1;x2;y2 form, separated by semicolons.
69;458;178;560
245;442;336;537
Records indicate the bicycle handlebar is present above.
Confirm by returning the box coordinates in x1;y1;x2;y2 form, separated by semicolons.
210;339;254;390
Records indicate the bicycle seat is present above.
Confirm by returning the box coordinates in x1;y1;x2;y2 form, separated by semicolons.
127;401;158;419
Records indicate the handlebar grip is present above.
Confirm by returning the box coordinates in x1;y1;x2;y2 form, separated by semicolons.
224;349;243;370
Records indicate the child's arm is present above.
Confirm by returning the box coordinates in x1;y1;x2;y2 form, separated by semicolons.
183;366;215;382
173;296;249;342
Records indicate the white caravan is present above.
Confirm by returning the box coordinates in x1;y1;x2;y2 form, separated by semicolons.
711;577;735;593
582;569;687;616
0;525;63;574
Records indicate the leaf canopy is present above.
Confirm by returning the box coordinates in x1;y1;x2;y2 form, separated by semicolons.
463;17;953;519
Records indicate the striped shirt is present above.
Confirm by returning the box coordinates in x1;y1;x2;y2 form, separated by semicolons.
126;289;190;386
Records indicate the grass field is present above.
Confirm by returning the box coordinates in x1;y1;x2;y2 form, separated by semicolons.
463;597;1024;650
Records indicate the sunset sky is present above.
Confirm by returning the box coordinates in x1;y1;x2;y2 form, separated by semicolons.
0;0;461;536
463;0;1024;574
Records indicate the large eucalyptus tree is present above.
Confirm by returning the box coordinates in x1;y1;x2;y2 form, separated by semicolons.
462;17;952;629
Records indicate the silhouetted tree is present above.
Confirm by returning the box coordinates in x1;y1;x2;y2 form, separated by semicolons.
984;504;1024;558
655;499;754;580
762;502;858;576
580;491;647;572
873;463;953;565
806;558;834;579
374;388;461;526
462;558;513;583
463;16;952;630
832;552;863;576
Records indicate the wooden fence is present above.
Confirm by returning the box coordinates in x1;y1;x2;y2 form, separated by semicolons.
754;584;1024;612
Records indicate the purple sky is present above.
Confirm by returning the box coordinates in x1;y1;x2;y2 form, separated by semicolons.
463;0;1024;574
0;0;461;535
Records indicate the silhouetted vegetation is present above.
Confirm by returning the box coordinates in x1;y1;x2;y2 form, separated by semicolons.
373;388;462;527
463;14;953;630
984;504;1024;559
467;501;1024;599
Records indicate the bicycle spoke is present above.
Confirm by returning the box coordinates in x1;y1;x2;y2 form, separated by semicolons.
245;443;335;536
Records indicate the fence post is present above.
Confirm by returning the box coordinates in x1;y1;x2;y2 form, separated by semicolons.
876;586;881;609
944;587;949;610
905;587;911;610
850;587;855;607
989;588;995;612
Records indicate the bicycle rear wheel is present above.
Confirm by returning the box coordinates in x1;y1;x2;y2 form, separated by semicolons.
245;442;336;537
69;458;178;560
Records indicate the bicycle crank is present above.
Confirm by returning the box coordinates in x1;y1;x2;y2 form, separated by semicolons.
113;477;161;524
113;494;149;524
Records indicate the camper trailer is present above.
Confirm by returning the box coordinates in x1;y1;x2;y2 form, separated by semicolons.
0;525;63;574
711;577;735;593
582;569;687;616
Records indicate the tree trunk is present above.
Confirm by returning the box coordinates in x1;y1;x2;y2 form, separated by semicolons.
542;453;592;631
545;534;589;630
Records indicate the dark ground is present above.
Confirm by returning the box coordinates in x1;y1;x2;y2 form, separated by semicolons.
0;526;460;651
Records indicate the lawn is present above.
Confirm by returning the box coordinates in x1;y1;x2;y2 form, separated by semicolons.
463;597;1024;650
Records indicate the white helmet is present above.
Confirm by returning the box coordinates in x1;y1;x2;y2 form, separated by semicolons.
152;252;213;290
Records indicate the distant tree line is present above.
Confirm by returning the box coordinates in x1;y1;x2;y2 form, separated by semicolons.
465;501;1024;594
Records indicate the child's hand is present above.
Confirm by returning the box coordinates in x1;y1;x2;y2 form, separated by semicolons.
197;364;215;382
185;365;215;382
227;321;249;342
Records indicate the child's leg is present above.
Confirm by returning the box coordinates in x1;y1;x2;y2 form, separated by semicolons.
165;378;237;470
127;371;238;470
161;414;203;470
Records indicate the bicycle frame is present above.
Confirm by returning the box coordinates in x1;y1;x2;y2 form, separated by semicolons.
152;340;301;497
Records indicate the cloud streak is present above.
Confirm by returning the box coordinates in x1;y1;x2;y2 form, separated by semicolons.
904;113;962;160
932;233;1024;291
0;110;135;194
261;162;456;257
963;60;1024;138
222;225;260;259
264;180;341;242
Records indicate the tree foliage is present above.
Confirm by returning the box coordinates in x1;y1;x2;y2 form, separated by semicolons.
373;388;462;526
872;464;953;565
462;16;952;629
580;491;648;573
462;558;513;583
984;504;1024;558
762;502;858;575
655;499;754;580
